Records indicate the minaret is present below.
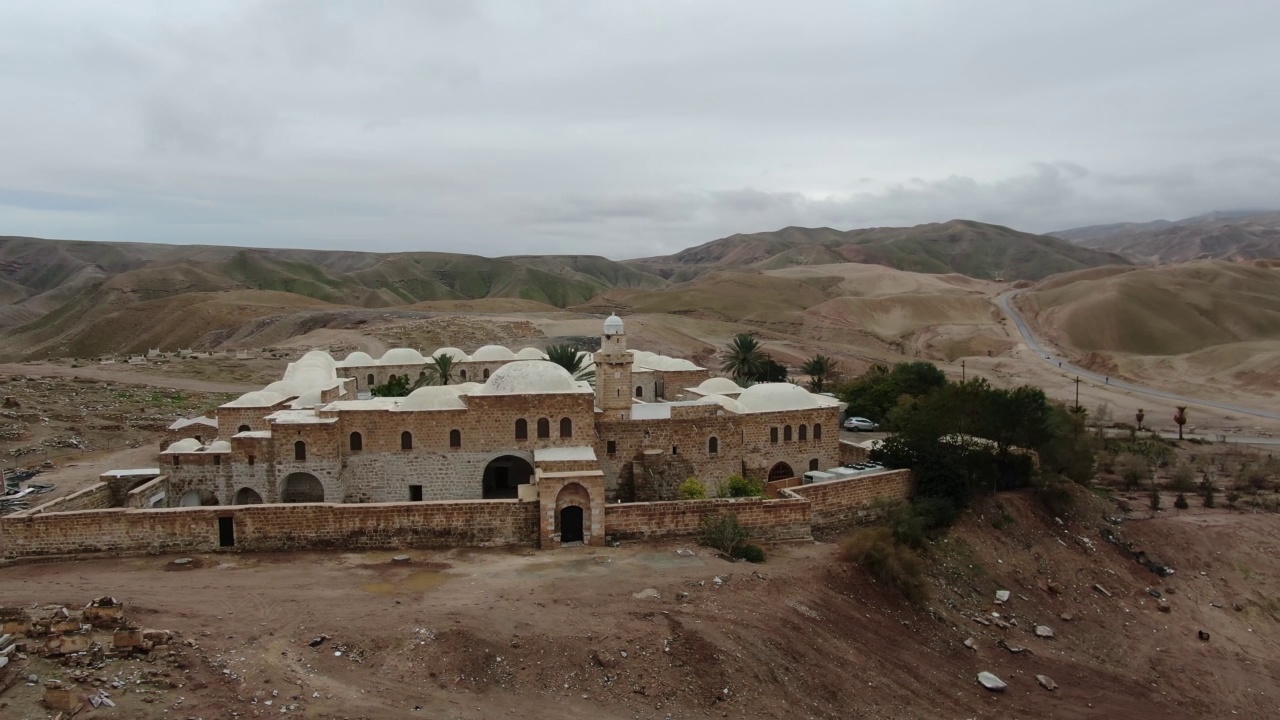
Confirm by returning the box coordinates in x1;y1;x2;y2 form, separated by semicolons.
595;313;632;420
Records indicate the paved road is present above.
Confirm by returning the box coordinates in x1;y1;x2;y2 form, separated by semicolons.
997;291;1280;422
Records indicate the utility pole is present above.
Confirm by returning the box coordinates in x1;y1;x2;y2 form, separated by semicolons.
1074;375;1081;411
961;359;966;383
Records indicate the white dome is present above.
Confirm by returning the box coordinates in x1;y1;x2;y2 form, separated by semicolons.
695;394;746;413
453;382;482;394
643;356;702;371
604;314;625;335
223;390;285;408
736;383;824;413
287;365;337;390
629;350;657;362
289;389;325;408
515;347;546;360
475;360;583;395
263;380;304;396
397;386;468;411
471;344;517;362
206;440;232;453
695;377;744;395
163;438;202;453
297;350;336;369
342;351;376;367
380;348;427;365
431;347;469;362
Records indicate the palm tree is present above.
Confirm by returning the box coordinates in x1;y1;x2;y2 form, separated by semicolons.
721;333;767;382
801;353;838;393
413;353;456;389
1174;406;1188;440
545;344;596;384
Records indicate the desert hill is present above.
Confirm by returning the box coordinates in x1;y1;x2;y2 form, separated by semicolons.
1051;210;1280;264
628;219;1129;282
0;236;668;357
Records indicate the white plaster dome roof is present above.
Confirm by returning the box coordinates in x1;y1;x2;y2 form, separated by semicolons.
475;360;582;395
471;344;517;362
297;350;336;369
262;379;304;396
695;377;744;395
643;356;701;371
341;351;375;367
736;383;824;413
205;440;232;453
604;314;625;335
515;347;546;360
380;348;427;365
431;347;469;362
289;389;325;408
452;382;482;394
696;394;746;413
163;438;203;453
223;390;285;408
397;386;468;411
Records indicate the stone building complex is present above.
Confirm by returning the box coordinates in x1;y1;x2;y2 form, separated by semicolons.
157;316;845;545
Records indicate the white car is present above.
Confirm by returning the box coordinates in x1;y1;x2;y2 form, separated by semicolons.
843;416;878;431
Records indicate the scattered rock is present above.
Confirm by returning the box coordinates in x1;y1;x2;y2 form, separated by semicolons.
973;616;992;626
963;637;977;651
1036;674;1058;691
632;588;660;600
392;555;411;564
1046;581;1063;595
675;592;689;601
1147;588;1162;599
1059;612;1075;622
1157;600;1172;613
1233;602;1244;612
994;590;1011;604
1094;584;1112;598
171;558;193;567
1034;625;1054;639
998;639;1029;654
712;576;724;587
977;672;1007;692
309;635;327;648
1198;630;1211;641
676;548;695;557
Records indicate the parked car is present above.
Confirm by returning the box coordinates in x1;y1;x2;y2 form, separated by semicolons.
843;416;878;431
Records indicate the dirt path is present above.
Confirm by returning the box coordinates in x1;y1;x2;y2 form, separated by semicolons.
0;362;258;393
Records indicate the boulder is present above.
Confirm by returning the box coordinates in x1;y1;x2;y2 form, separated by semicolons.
994;590;1011;604
1036;674;1058;691
1034;625;1055;639
977;672;1007;692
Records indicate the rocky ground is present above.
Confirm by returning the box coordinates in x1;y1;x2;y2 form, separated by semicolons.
2;484;1277;719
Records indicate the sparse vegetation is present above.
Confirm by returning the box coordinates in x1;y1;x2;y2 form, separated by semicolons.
700;512;748;557
720;474;767;498
678;477;708;500
737;544;766;563
801;354;839;393
1116;453;1151;490
371;375;412;397
841;527;928;605
544;344;596;384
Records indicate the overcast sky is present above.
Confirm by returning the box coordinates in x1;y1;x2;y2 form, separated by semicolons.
1;1;1278;259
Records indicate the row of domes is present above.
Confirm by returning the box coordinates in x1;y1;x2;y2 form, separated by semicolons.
340;345;547;367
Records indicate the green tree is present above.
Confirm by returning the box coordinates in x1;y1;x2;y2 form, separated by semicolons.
545;344;596;384
678;477;708;500
1174;406;1188;440
838;361;947;425
1116;453;1150;490
721;334;768;382
801;354;839;393
371;374;412;397
413;353;457;388
1169;463;1197;492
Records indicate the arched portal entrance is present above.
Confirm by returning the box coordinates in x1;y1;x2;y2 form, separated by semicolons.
234;487;264;505
281;472;324;503
482;456;534;499
768;462;795;482
560;506;584;543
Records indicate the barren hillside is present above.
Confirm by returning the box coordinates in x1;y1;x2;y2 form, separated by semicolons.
1052;211;1280;264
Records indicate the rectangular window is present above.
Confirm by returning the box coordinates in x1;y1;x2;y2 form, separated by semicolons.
213;455;221;466
607;440;617;455
248;454;255;466
672;445;678;455
770;427;779;444
409;485;423;502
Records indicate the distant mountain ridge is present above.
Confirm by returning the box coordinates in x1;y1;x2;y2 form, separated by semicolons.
627;219;1129;282
1051;211;1280;264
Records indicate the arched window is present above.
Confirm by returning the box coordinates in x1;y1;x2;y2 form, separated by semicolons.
784;425;793;442
770;427;779;444
294;441;306;461
537;418;550;439
367;373;375;386
809;458;819;471
388;374;396;383
238;424;250;433
459;369;467;380
635;386;643;398
559;417;572;438
515;418;528;440
419;371;426;380
449;429;461;448
350;432;363;451
172;456;179;467
799;424;808;441
814;423;823;440
483;368;490;379
401;431;413;451
708;436;719;455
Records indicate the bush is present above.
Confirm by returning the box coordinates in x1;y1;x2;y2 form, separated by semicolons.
1149;489;1161;511
1116;453;1150;490
700;512;748;556
737;544;766;563
678;477;708;500
1035;475;1075;517
1174;493;1189;510
720;474;766;498
841;528;928;605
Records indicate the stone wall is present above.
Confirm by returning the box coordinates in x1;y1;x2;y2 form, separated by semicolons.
840;440;871;464
603;496;812;543
16;483;114;516
124;476;169;508
0;499;539;558
791;469;913;530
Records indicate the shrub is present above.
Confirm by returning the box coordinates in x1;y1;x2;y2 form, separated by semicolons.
1149;489;1161;511
1169;463;1197;492
841;528;928;605
700;512;748;556
1035;476;1075;517
1174;493;1189;510
1202;483;1216;508
737;544;766;563
720;474;766;498
1116;453;1150;490
678;477;708;500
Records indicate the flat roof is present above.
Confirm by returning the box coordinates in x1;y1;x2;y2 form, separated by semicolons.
629;400;705;421
100;468;160;477
266;409;339;425
233;430;272;439
322;398;399;411
534;446;597;462
168;416;217;430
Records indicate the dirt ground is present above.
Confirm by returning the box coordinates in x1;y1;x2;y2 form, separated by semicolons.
2;489;1277;719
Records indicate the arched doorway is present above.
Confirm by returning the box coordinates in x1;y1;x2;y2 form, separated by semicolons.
281;472;324;503
560;506;584;543
234;487;264;505
768;462;795;482
482;456;534;499
555;482;592;545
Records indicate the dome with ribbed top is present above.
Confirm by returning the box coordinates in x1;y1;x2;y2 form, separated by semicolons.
474;360;585;395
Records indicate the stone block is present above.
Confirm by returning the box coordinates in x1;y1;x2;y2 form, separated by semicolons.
43;687;84;713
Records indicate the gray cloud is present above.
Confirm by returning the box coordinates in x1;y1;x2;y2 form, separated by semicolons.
0;0;1278;258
